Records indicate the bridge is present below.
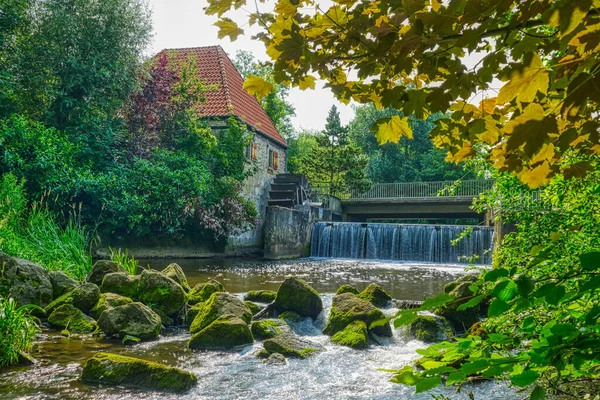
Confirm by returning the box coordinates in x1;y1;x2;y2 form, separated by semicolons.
312;179;494;222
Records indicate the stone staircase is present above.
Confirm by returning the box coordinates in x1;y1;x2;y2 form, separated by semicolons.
267;174;310;209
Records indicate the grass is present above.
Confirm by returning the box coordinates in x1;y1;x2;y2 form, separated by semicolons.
109;247;140;275
0;173;93;280
0;297;40;367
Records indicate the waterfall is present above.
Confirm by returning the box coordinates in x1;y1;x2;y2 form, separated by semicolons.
311;222;494;264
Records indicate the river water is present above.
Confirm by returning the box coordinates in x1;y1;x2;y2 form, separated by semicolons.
0;258;514;400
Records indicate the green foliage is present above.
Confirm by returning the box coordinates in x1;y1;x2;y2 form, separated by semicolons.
0;297;40;367
391;165;600;398
0;174;92;280
109;247;139;275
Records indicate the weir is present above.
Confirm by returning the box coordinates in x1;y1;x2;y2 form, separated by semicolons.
311;222;494;264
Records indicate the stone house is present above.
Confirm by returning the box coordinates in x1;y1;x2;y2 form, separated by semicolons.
156;46;288;254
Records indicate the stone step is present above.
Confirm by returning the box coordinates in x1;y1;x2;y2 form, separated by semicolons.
268;199;295;208
269;190;297;200
274;174;308;185
271;183;297;191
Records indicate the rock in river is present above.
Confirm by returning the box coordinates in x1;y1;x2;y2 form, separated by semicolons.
161;263;190;292
357;283;392;308
0;252;53;308
263;334;325;359
274;277;323;319
48;304;97;333
137;269;186;317
45;282;101;315
81;352;197;392
100;272;139;299
86;260;126;286
188;315;254;350
90;293;133;320
188;279;224;305
97;302;162;340
48;270;78;298
190;292;253;334
323;292;391;337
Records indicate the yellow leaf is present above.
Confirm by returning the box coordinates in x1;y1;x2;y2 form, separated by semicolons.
446;143;474;163
530;143;555;165
497;54;549;104
431;0;441;12
519;162;552;188
298;76;316;90
266;43;282;60
550;232;563;242
549;6;588;38
214;18;244;41
376;116;413;144
243;75;274;99
369;91;383;110
479;97;496;115
275;0;297;17
476;118;501;144
205;0;234;16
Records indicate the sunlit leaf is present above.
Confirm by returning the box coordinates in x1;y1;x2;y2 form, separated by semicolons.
214;18;244;41
415;376;442;393
242;75;274;99
376;116;413;144
497;54;549;104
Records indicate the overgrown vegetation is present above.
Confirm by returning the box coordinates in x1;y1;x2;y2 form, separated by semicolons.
0;297;40;367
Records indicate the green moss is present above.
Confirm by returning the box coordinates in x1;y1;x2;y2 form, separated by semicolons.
190;292;252;334
87;260;126;286
323;292;387;335
435;300;480;333
188;279;224;305
331;320;368;349
409;315;454;343
263;334;324;359
251;319;290;340
138;270;186;317
186;302;205;325
244;290;277;303
278;311;304;325
81;352;197;392
443;274;477;295
245;301;261;316
466;321;488;339
90;293;133;320
161;263;190;291
273;277;323;319
357;283;392;307
368;318;393;337
97;302;162;340
256;349;271;359
48;304;97;333
100;272;140;300
336;285;360;295
188;315;254;350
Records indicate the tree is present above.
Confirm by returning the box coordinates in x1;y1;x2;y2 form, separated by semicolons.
207;0;599;189
233;50;296;138
289;105;370;195
349;104;469;183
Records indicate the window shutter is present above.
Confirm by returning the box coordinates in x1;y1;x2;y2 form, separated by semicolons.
273;151;278;170
252;142;257;161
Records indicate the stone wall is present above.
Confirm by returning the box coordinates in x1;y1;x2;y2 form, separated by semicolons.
226;125;287;255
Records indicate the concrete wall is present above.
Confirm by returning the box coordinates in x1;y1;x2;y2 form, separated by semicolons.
225;124;288;255
263;205;315;260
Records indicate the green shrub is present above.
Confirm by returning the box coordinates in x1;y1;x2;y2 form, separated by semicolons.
0;297;40;367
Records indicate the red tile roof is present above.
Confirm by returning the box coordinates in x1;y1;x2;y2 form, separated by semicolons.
156;46;287;148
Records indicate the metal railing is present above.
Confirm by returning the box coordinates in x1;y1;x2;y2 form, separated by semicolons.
312;180;495;201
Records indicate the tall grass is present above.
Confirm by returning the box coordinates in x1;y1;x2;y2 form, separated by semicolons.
0;297;40;367
0;174;93;280
108;247;139;275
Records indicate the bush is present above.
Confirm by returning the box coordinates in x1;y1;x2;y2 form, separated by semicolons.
0;297;40;367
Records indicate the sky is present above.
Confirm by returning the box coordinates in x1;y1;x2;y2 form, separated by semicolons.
148;0;355;133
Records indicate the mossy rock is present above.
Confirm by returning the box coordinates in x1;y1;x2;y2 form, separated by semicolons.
263;334;325;359
278;311;304;325
90;293;133;320
188;315;253;350
97;302;162;340
435;300;480;333
274;277;323;319
100;272;139;300
0;252;53;308
81;352;197;392
245;301;262;316
86;260;126;286
357;283;392;308
188;279;224;305
409;314;454;343
466;321;488;339
48;271;78;299
244;290;277;303
190;292;253;334
161;263;190;292
48;304;97;333
45;283;101;315
153;308;175;327
332;320;368;349
138;269;186;317
368;318;393;337
265;353;287;365
256;349;271;359
323;292;388;336
336;285;360;295
443;274;478;296
251;319;291;340
186;302;205;325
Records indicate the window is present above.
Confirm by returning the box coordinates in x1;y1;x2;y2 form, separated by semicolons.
269;149;278;170
251;141;258;161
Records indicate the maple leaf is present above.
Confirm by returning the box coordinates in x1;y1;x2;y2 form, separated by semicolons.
375;116;413;144
297;76;316;90
519;162;552;188
242;75;274;99
504;103;557;158
446;143;474;163
497;54;549;104
214;18;244;41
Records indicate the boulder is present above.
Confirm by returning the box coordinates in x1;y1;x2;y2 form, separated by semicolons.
48;304;97;333
100;272;139;299
323;292;390;337
86;260;126;286
443;274;478;296
251;319;291;340
244;290;277;303
409;314;454;343
188;279;224;305
357;283;392;308
186;302;205;325
435;300;480;333
90;293;133;320
48;271;78;298
97;302;162;340
161;263;190;292
466;321;488;339
190;292;253;334
263;335;324;359
274;277;323;318
137;269;186;317
368;318;393;337
336;285;360;295
265;353;287;365
245;301;261;316
331;320;368;349
188;315;254;350
45;283;101;315
0;252;53;308
81;352;197;392
278;311;304;325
